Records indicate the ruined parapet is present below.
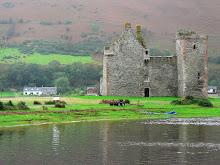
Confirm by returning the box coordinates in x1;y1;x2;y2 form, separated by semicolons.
104;46;114;56
176;29;208;40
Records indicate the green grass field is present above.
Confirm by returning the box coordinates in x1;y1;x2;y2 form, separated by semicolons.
0;92;16;98
0;48;96;65
0;92;40;98
0;96;219;127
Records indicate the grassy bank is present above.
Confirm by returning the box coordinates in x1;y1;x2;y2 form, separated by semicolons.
0;96;219;127
0;48;95;65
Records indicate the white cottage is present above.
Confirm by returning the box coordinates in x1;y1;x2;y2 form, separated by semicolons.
23;87;57;96
208;86;218;97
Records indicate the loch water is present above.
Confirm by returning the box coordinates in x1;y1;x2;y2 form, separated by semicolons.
1;118;220;165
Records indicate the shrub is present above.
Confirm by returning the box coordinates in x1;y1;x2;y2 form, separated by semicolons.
55;102;65;108
0;102;4;110
66;28;70;32
45;101;55;105
81;32;88;38
17;101;29;110
171;96;213;107
185;95;194;100
181;99;194;105
197;99;213;107
42;106;48;110
124;99;130;104
40;21;53;25
64;21;72;25
58;101;67;105
5;100;14;106
18;19;24;23
89;24;99;32
0;20;8;24
171;100;182;105
3;101;15;110
34;101;41;105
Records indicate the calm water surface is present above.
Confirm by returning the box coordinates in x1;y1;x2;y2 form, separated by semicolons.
1;118;220;165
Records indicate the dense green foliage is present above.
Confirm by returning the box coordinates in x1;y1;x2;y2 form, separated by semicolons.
7;38;110;56
34;101;42;105
171;95;213;107
0;61;102;94
89;24;99;32
208;56;220;88
0;101;29;110
209;56;220;64
40;21;53;25
55;101;66;108
0;48;94;65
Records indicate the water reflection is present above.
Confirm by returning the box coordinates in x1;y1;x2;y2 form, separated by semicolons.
0;118;220;164
52;125;60;154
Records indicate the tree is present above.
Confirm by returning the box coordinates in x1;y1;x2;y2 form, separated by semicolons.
54;77;71;94
18;19;24;23
66;28;70;32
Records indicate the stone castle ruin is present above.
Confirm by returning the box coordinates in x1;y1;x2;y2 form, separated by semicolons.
100;23;208;98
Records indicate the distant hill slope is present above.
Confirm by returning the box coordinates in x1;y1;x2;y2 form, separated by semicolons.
0;0;220;56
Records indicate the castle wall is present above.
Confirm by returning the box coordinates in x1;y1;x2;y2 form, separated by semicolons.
176;39;185;97
101;24;208;98
101;26;147;97
176;32;208;98
142;56;178;97
100;55;107;96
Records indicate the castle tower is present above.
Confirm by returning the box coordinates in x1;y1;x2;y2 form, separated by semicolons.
176;29;208;98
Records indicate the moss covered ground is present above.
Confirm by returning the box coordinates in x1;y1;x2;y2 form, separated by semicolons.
0;96;219;127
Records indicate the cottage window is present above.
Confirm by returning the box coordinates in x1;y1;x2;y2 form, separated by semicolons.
146;51;148;55
25;92;27;95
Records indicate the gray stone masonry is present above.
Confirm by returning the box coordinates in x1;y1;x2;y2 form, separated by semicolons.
100;24;208;98
176;29;208;98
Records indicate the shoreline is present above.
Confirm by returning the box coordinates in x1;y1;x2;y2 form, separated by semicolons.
2;115;220;128
0;96;219;128
1;107;220;128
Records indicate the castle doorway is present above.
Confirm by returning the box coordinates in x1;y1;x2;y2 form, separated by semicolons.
144;88;150;97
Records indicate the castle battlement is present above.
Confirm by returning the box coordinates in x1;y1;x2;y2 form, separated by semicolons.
176;29;208;40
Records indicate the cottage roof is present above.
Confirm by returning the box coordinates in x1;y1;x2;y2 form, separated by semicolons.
23;87;56;92
87;87;95;90
208;86;217;90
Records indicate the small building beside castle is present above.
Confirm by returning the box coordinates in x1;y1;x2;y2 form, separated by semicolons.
100;23;208;98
